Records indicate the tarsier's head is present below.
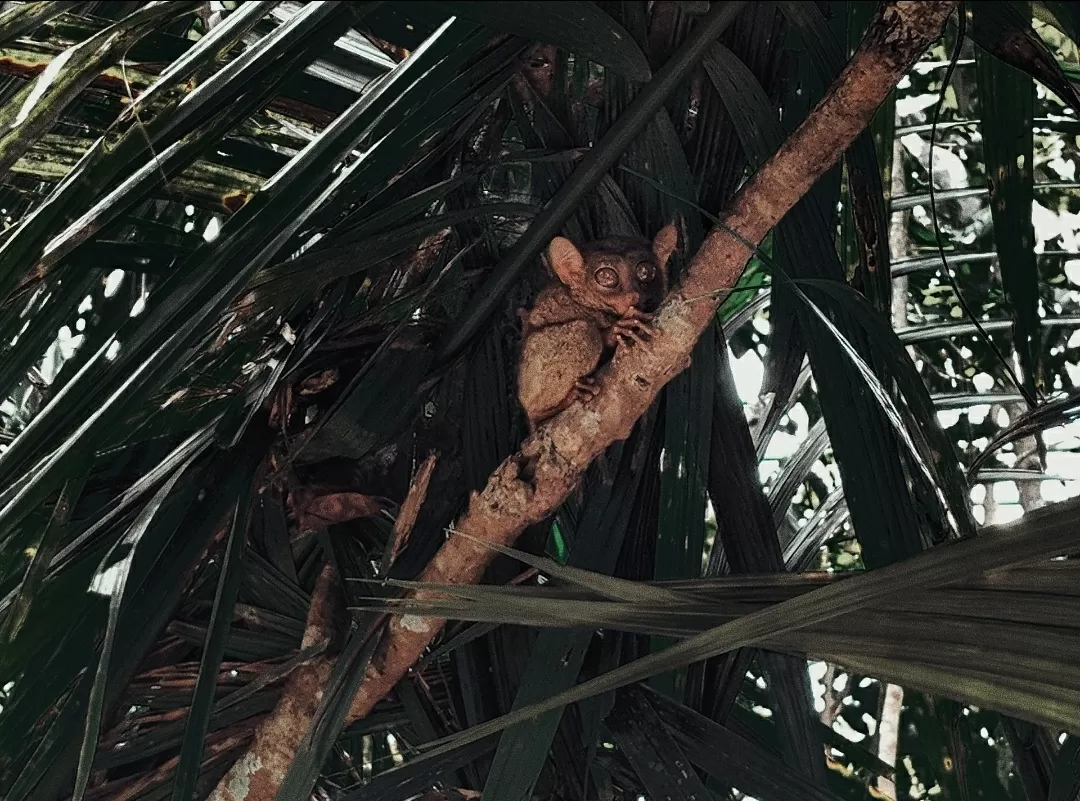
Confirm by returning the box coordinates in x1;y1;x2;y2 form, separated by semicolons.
545;222;679;317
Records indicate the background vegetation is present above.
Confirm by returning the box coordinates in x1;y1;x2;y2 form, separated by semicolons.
1;1;1080;800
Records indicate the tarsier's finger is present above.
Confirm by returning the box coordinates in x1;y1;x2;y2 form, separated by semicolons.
617;330;648;346
625;307;654;322
616;321;653;339
623;318;655;333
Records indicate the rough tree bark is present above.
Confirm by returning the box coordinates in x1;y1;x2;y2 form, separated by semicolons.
209;564;341;801
209;2;958;799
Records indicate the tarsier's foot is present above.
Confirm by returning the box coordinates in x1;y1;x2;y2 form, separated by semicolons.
612;307;655;347
573;376;601;399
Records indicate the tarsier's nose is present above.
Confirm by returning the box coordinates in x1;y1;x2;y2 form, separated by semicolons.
639;295;662;313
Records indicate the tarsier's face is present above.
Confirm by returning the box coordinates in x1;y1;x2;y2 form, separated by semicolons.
579;240;668;317
545;223;679;319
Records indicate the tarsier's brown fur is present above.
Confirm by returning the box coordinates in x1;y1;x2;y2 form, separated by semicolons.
517;222;680;430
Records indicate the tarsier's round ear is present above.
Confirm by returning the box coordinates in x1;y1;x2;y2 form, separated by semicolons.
546;236;586;285
651;219;680;270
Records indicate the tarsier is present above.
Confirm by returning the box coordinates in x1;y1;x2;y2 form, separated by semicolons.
517;222;680;430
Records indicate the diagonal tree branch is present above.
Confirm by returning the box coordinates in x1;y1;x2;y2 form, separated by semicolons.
209;2;958;798
207;563;341;801
345;0;957;720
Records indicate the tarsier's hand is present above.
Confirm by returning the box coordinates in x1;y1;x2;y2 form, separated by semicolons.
608;307;655;348
572;375;601;400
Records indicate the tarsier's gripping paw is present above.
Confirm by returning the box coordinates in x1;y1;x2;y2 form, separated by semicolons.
611;307;655;347
572;375;601;401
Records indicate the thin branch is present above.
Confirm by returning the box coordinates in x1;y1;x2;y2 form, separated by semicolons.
381;451;439;576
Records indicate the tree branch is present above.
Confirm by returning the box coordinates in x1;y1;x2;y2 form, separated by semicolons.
207;563;340;801
345;0;957;722
210;2;957;798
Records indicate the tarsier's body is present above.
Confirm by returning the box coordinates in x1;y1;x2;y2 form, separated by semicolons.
517;223;679;429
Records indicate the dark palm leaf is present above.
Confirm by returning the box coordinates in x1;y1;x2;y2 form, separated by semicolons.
0;3;1079;801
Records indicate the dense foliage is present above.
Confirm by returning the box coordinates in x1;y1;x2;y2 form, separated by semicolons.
1;2;1080;800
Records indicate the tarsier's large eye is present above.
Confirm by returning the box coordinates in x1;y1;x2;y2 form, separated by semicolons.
635;262;655;282
594;267;620;288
